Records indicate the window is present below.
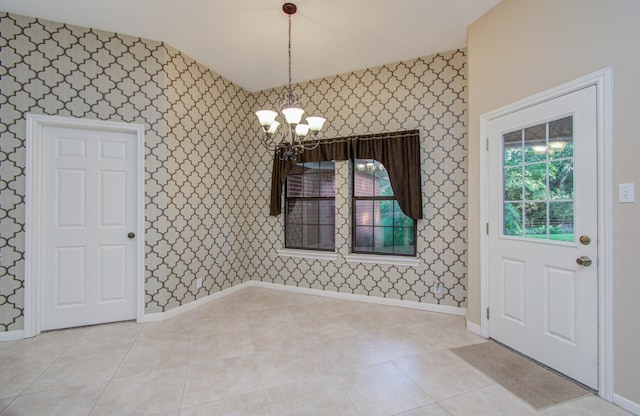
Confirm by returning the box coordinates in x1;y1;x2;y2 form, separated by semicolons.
273;130;422;261
285;161;335;250
352;159;416;256
502;116;574;242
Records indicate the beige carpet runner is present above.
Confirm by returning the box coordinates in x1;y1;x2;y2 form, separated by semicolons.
451;341;592;410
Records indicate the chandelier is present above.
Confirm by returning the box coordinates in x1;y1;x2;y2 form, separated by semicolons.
255;2;326;161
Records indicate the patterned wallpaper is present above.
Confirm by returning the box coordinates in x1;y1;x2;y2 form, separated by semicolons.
0;11;467;332
247;51;468;307
0;12;250;330
145;44;251;312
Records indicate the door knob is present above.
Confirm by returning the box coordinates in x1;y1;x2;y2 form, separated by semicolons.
128;232;136;239
576;256;592;267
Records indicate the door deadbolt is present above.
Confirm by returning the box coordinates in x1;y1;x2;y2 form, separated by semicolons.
128;232;136;239
579;235;591;245
576;256;592;267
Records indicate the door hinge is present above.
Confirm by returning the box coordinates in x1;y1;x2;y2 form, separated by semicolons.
486;307;490;320
486;138;489;151
486;223;489;234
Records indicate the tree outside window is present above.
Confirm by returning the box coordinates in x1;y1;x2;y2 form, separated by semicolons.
352;159;416;256
503;116;574;242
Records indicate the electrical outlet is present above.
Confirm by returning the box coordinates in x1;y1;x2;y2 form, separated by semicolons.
434;283;442;294
196;278;203;288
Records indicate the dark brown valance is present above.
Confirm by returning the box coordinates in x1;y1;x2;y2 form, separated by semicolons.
270;130;423;220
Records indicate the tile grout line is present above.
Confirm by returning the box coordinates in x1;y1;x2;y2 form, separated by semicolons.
0;396;18;416
12;347;68;398
335;380;364;416
254;349;274;416
87;327;141;416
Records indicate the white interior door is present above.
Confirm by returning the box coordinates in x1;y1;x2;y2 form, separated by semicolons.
487;86;598;389
41;124;138;330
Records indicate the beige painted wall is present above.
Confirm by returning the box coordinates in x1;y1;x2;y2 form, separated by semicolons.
467;0;640;404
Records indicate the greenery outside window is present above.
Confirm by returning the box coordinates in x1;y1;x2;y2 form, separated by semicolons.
285;161;335;251
503;116;574;242
352;159;416;256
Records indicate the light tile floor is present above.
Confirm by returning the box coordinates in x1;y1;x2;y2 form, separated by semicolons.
0;287;631;415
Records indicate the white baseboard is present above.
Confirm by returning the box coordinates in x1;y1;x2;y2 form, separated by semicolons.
3;280;467;337
0;330;25;342
139;280;467;323
614;394;640;415
246;281;467;316
466;320;483;336
140;282;252;323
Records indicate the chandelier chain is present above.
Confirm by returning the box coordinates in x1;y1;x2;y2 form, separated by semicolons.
288;13;292;89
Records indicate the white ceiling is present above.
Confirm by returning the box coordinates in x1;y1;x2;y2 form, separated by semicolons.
0;0;500;92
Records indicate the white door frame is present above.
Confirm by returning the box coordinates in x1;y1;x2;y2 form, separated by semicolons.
25;114;146;338
479;68;614;400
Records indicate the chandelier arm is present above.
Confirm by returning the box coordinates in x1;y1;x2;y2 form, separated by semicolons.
260;137;279;152
301;136;321;151
293;128;302;146
264;129;292;148
260;132;287;152
293;137;320;152
272;130;287;145
288;135;319;151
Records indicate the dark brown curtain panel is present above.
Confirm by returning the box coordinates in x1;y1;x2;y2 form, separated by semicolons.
270;130;423;220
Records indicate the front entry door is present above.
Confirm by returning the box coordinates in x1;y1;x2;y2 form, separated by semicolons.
488;86;598;389
41;124;138;331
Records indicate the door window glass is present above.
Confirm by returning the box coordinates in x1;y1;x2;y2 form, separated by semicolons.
502;116;574;242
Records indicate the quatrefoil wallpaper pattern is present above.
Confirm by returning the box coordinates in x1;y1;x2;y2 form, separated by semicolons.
248;53;467;307
0;12;252;330
0;11;466;332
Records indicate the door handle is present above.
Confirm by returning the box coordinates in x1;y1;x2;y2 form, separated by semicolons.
576;256;592;267
128;232;136;239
